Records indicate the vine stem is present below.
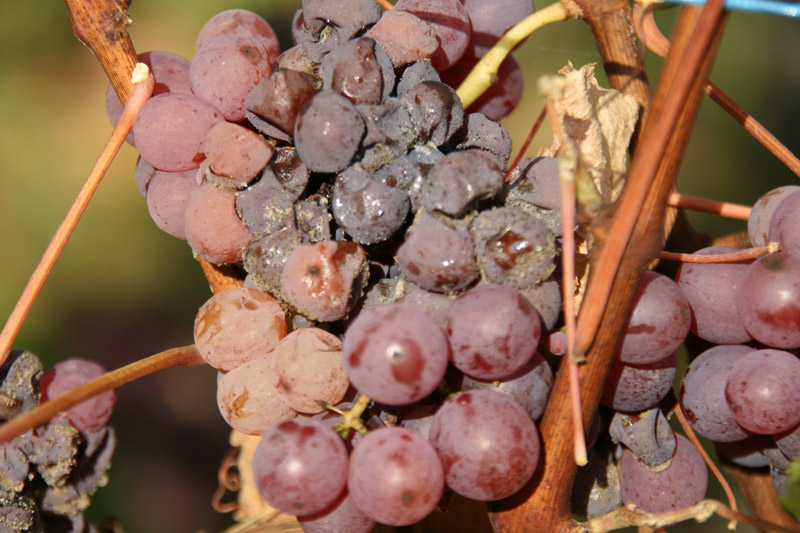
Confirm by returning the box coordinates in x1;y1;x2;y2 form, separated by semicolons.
0;64;154;366
668;191;751;219
0;344;205;443
660;242;777;262
455;1;572;109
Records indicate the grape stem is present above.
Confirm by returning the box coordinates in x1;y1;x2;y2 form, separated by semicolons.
455;2;572;109
633;3;800;178
329;394;372;438
668;191;751;219
0;64;154;367
503;107;547;183
660;243;777;262
0;344;204;443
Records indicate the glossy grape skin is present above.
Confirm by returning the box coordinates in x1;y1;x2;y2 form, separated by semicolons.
429;390;540;501
736;251;800;349
252;418;349;517
342;304;450;405
725;349;800;434
348;427;444;526
364;10;438;67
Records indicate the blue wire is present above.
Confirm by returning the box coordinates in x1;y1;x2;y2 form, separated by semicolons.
662;0;799;17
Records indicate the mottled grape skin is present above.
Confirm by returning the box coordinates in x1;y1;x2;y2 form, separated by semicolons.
196;9;280;62
725;349;800;435
462;0;535;58
748;185;800;247
145;168;199;240
396;60;441;96
394;0;471;70
601;355;677;413
445;284;541;380
430;390;540;501
252;418;349;517
243;226;304;300
452;112;513;168
39;359;116;433
184;184;254;265
294;90;366;173
680;345;753;443
618;435;708;514
133;93;224;171
282;241;369;322
190;34;271;121
676;246;753;344
735;252;800;349
216;356;296;435
396;211;479;293
609;408;676;467
193;287;286;371
348;427;444;526
617;271;691;365
270;328;349;414
342;304;450;405
332;164;411;244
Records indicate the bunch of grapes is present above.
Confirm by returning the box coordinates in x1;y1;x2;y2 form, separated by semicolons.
2;0;799;530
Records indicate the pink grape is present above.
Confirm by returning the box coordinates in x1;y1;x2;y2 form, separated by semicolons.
145;168;199;240
298;491;375;533
601;355;677;413
429;389;540;501
40;359;115;432
748;185;800;247
364;10;438;67
184;184;254;265
394;0;471;71
252;418;349;517
196;9;280;62
348;427;444;526
768;189;800;255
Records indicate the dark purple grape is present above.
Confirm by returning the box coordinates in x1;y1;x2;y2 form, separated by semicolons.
40;359;115;433
235;169;298;238
715;436;770;468
319;37;394;105
676;246;753;344
421;150;504;216
348;427;444;526
503;156;562;211
365;10;439;68
617;271;691;365
768;189;800;255
394;0;471;70
735;251;800;348
680;344;753;443
445;284;541;380
460;351;553;420
609;408;676;467
748;185;800;247
601;355;677;413
725;349;800;434
400;81;464;147
245;68;319;138
452;112;513;168
462;0;535;58
332;164;411;244
618;434;707;514
294;90;366;173
252;418;349;517
396;211;479;293
471;206;557;289
429;390;540;501
572;448;622;519
396;60;442;96
342;304;450;405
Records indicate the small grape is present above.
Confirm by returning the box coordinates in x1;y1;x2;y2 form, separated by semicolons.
40;359;115;433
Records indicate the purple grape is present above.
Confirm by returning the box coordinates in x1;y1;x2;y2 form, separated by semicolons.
252;418;349;517
342;304;450;405
430;390;540;501
680;344;753;442
460;351;553;420
394;0;471;70
617;271;691;365
235;169;297;238
294;90;366;173
725;349;800;435
190;34;271;122
245;68;319;139
445;284;541;380
601;355;677;413
462;0;535;58
396;60;442;96
768;189;800;255
748;185;800;247
40;359;115;433
331;164;411;244
348;427;444;526
132;93;224;171
572;449;622;519
618;434;708;514
503;157;562;213
452;113;513;168
396;211;479;293
775;422;800;461
421;150;504;216
676;246;753;344
400;81;464;147
735;251;800;348
715;436;770;468
358;98;416;158
301;0;382;62
365;11;439;68
319;37;395;105
471;206;557;289
298;491;375;533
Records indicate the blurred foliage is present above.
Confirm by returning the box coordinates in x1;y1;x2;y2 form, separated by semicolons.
0;0;798;532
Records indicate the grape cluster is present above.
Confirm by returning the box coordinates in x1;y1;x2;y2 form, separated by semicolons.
105;0;800;529
0;352;116;532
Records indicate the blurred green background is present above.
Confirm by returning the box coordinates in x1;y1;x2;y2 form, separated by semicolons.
0;0;797;532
